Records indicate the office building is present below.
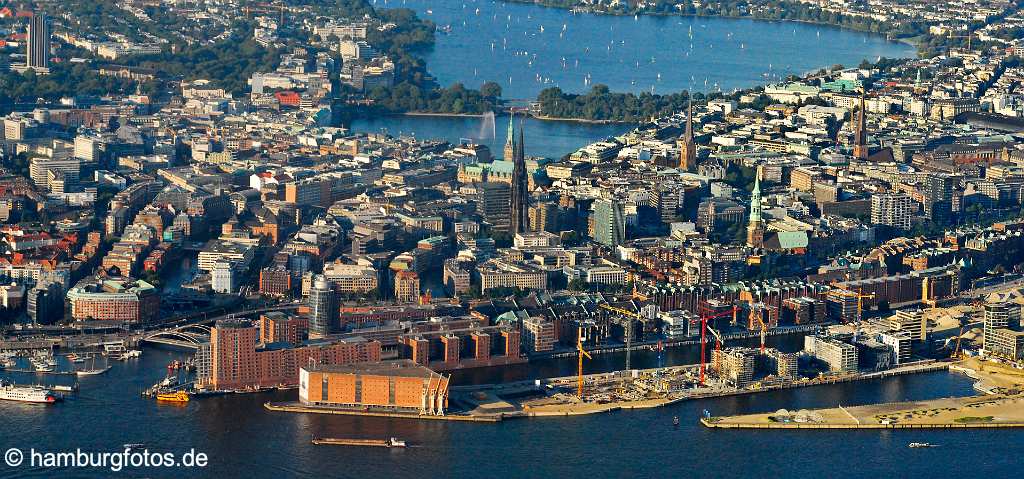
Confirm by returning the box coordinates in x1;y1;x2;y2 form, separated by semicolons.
870;193;913;230
29;156;80;188
308;275;338;339
211;261;239;294
27;11;49;70
804;335;858;373
393;270;420;304
477;182;511;232
66;277;159;323
197;319;380;391
889;309;927;342
983;302;1022;354
592;199;625;247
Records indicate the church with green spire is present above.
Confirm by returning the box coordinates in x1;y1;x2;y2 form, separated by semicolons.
746;168;764;248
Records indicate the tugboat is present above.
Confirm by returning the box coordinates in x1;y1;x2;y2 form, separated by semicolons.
155;391;190;403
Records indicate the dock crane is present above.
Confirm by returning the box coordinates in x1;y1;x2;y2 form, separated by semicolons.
576;326;592;400
598;303;641;371
699;306;739;386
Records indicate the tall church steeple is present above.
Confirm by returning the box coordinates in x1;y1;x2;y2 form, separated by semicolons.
678;99;696;171
510;119;529;234
746;168;764;248
853;88;869;161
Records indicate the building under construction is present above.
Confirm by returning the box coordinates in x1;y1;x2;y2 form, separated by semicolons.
712;347;801;387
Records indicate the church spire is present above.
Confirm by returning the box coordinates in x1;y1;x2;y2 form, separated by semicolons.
853;88;869;160
746;167;764;248
510;118;528;234
678;99;696;171
504;110;516;161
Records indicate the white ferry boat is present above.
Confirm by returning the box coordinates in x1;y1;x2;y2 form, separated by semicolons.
0;382;57;403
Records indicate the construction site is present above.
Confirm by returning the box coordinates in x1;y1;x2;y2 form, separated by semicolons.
703;355;1024;430
448;301;952;420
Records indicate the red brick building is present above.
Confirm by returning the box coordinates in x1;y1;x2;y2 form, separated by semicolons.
299;360;449;416
259;266;292;297
197;319;381;391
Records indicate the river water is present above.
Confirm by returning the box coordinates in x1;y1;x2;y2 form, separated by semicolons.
1;335;1021;477
2;5;1001;478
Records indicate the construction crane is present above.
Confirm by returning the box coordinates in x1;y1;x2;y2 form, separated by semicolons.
830;288;875;322
576;326;592;400
699;306;738;386
599;303;640;371
951;322;966;361
946;30;975;52
243;2;286;24
754;315;768;353
706;325;724;377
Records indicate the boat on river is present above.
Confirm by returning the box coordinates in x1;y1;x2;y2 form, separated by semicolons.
312;437;407;448
155;391;190;403
0;381;57;403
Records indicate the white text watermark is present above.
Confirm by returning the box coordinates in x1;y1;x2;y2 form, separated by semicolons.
4;447;208;472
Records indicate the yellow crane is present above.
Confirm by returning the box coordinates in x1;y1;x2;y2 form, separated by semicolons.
830;288;875;322
599;303;641;371
576;326;592;400
951;323;965;361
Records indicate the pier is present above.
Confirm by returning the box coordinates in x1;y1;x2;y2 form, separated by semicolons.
264;402;504;422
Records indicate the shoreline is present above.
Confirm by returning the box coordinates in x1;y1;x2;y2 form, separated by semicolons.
704;359;1024;430
375;111;637;125
503;1;922;48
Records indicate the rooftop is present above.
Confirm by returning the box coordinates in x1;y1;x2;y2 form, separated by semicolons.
305;359;440;379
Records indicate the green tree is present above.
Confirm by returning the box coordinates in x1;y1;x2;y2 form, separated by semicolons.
480;81;502;99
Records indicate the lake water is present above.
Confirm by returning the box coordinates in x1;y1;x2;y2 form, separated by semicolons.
378;0;915;99
351;0;914;159
349;114;631;160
